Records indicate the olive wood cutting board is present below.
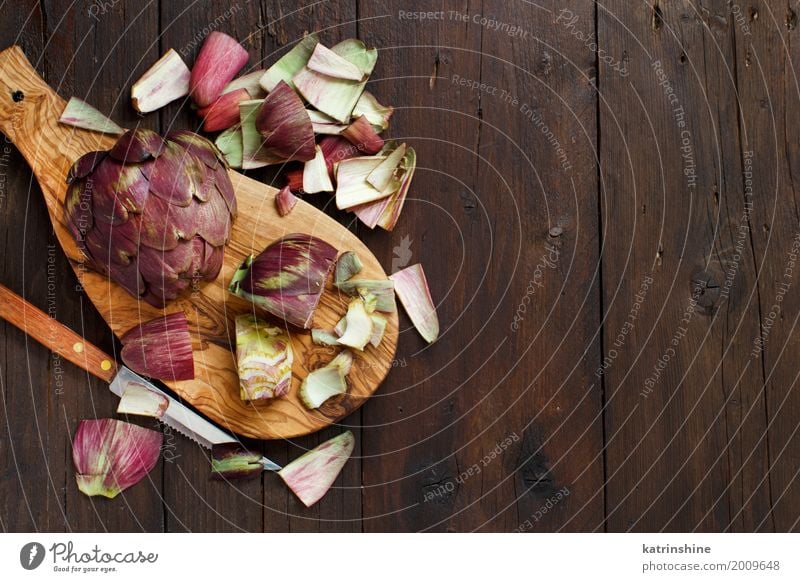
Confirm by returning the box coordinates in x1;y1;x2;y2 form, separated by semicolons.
0;46;398;439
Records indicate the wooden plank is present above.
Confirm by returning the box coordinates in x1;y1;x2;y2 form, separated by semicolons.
157;0;363;532
355;0;484;532
0;0;57;533
598;0;771;531
732;0;800;532
253;0;362;533
42;0;163;531
157;0;265;533
356;0;606;532
469;0;605;532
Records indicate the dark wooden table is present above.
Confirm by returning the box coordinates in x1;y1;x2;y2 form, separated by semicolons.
1;0;798;532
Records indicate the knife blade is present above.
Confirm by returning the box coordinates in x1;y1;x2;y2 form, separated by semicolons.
110;367;281;471
0;283;281;471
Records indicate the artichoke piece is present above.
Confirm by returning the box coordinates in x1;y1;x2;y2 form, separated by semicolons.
307;109;349;135
255;80;316;163
275;185;299;217
131;49;191;113
336;298;373;351
390;263;439;344
342;115;384;154
222;69;267;99
190;31;249;108
72;419;162;499
369;314;388;347
335;156;392;209
228;234;338;329
216;126;244;169
211;442;265;481
351;146;416;231
303;145;334;193
235;314;293;401
116;383;169;418
298;350;354;409
120;312;195;381
293;39;377;123
334;251;363;284
335;279;396;312
311;329;341;347
259;33;319;92
199;88;250;132
367;143;406;192
334;315;348;337
278;431;355;507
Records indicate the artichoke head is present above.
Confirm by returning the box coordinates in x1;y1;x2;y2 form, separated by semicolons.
64;129;237;307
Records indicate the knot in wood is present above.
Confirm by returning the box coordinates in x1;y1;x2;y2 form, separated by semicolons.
690;265;723;314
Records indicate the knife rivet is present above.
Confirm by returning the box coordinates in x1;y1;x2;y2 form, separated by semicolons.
72;342;84;353
100;360;112;371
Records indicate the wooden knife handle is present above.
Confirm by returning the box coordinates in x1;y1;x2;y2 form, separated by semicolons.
0;283;118;382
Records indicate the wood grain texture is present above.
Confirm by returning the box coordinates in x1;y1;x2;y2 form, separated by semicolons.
155;0;364;533
732;0;800;532
472;0;604;533
3;0;800;533
357;0;605;532
356;0;486;532
0;43;398;440
0;0;61;534
598;0;778;531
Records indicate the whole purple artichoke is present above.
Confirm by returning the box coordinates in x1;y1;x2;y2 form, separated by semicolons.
64;129;237;307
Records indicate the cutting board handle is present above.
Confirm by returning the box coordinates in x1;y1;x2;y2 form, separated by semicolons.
0;46;116;205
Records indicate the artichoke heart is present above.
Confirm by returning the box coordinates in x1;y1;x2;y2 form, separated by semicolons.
235;314;293;401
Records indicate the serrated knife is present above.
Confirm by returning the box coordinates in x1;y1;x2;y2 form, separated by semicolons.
0;283;281;471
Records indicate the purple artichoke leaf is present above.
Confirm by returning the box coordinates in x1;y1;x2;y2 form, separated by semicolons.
210;442;263;481
63;129;235;307
88;159;151;221
193;164;214;203
183;153;210;202
108;129;165;163
200;240;224;282
115;167;151;214
147;142;194;207
68;150;107;183
108;261;147;299
84;222;136;268
182;237;206;281
167;130;223;169
137;243;194;284
194;189;232;247
91;218;141;266
120;312;195;380
212;164;237;216
139;193;198;250
244;236;336;298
